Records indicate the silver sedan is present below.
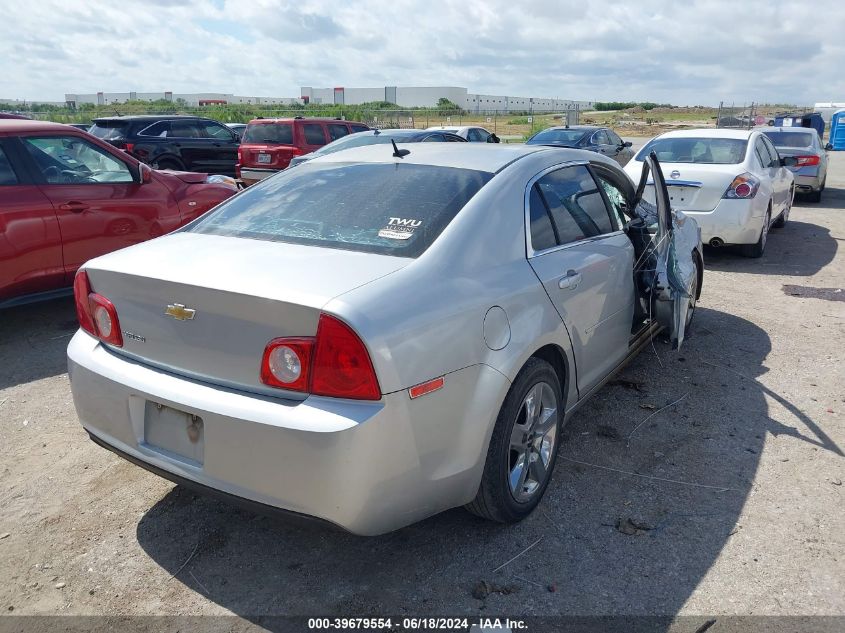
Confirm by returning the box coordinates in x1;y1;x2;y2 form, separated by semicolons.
68;143;701;535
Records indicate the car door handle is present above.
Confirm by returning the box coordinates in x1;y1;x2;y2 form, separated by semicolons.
558;270;582;290
58;201;89;213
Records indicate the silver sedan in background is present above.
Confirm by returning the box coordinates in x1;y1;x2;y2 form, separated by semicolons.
762;127;828;202
68;144;700;535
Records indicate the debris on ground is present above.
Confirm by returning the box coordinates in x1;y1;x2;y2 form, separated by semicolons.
609;379;646;392
471;580;519;599
0;533;9;540
832;479;842;486
639;403;657;410
597;425;620;440
615;517;654;536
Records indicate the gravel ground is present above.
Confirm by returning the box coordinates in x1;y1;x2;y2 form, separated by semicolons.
1;152;843;626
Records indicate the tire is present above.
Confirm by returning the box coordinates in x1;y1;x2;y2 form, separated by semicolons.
685;251;701;331
740;208;770;258
772;187;793;228
466;358;563;523
152;157;184;171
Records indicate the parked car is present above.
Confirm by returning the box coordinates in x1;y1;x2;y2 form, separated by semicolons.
624;129;795;257
762;127;828;202
287;128;468;168
68;143;701;535
89;115;240;177
425;125;500;142
526;126;634;166
225;123;247;139
0;113;30;120
238;117;370;185
0;119;238;308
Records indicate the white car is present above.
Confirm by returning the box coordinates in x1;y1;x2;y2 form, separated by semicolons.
425;125;499;142
624;129;795;257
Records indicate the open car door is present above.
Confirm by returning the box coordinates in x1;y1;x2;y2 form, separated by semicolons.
631;152;701;350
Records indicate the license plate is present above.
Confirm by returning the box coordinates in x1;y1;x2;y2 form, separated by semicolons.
143;401;204;465
667;186;696;205
257;153;272;164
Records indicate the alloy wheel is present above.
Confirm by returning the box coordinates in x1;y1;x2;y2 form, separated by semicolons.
508;382;558;503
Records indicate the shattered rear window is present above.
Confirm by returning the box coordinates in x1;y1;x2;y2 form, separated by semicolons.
187;162;492;257
636;138;748;164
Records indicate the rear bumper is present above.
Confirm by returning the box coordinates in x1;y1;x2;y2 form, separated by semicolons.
680;198;764;246
239;167;280;184
793;173;823;192
67;332;508;535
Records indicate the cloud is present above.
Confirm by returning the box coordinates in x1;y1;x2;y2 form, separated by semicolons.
1;0;843;106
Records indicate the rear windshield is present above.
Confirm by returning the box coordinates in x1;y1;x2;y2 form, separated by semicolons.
242;123;293;145
187;162;493;257
309;133;406;158
89;121;130;140
528;129;587;144
636;137;748;164
762;131;815;148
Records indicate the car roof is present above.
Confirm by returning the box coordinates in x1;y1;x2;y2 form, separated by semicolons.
91;115;209;122
246;117;359;124
0;119;82;133
541;125;599;132
655;128;754;140
308;142;579;173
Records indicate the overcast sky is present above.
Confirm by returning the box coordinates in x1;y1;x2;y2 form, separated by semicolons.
2;0;843;106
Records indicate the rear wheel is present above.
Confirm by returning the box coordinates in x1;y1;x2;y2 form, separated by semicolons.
740;209;770;258
466;358;562;523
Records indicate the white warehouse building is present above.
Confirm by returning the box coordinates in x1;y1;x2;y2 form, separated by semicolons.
64;86;592;113
301;86;593;112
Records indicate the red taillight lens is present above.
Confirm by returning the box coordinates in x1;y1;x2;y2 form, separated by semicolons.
794;155;820;167
123;143;134;154
237;148;242;162
291;147;304;156
723;173;760;199
73;270;95;336
259;314;381;400
312;314;381;400
72;269;123;346
260;338;314;391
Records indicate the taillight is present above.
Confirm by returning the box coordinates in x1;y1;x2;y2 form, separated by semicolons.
123;142;134;154
794;155;820;167
72;270;123;346
723;173;760;199
260;314;380;400
237;148;242;162
260;338;314;391
291;147;304;156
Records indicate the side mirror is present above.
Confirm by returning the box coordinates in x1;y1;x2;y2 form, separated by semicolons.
623;141;633;148
139;162;153;183
780;156;798;167
825;143;833;151
488;133;500;143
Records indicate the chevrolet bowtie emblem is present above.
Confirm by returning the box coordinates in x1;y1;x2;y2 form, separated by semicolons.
164;303;196;321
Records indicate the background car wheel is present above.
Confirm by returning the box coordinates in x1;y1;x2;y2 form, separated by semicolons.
740;209;770;258
466;358;563;523
152;158;184;171
772;188;792;228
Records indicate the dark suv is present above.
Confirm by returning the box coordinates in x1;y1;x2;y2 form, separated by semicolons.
89;115;240;176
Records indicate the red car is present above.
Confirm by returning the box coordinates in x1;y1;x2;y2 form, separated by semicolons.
0;120;238;308
237;117;369;185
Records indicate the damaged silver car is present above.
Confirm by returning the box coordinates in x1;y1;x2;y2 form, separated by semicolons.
68;144;701;535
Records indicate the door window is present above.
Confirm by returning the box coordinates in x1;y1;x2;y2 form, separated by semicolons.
591;130;610;145
169;121;202;138
422;134;446;142
198;120;235;140
467;128;488;142
349;124;369;133
761;136;780;165
606;130;623;146
137;121;171;137
0;145;19;185
528;186;558;251
23;136;133;184
303;124;327;145
328;124;350;141
533;165;615;246
595;174;628;229
755;138;776;168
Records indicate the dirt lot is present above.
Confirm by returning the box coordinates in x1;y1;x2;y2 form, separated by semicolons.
1;151;844;627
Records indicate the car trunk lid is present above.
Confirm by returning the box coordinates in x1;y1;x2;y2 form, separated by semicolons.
642;163;736;212
83;232;409;398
